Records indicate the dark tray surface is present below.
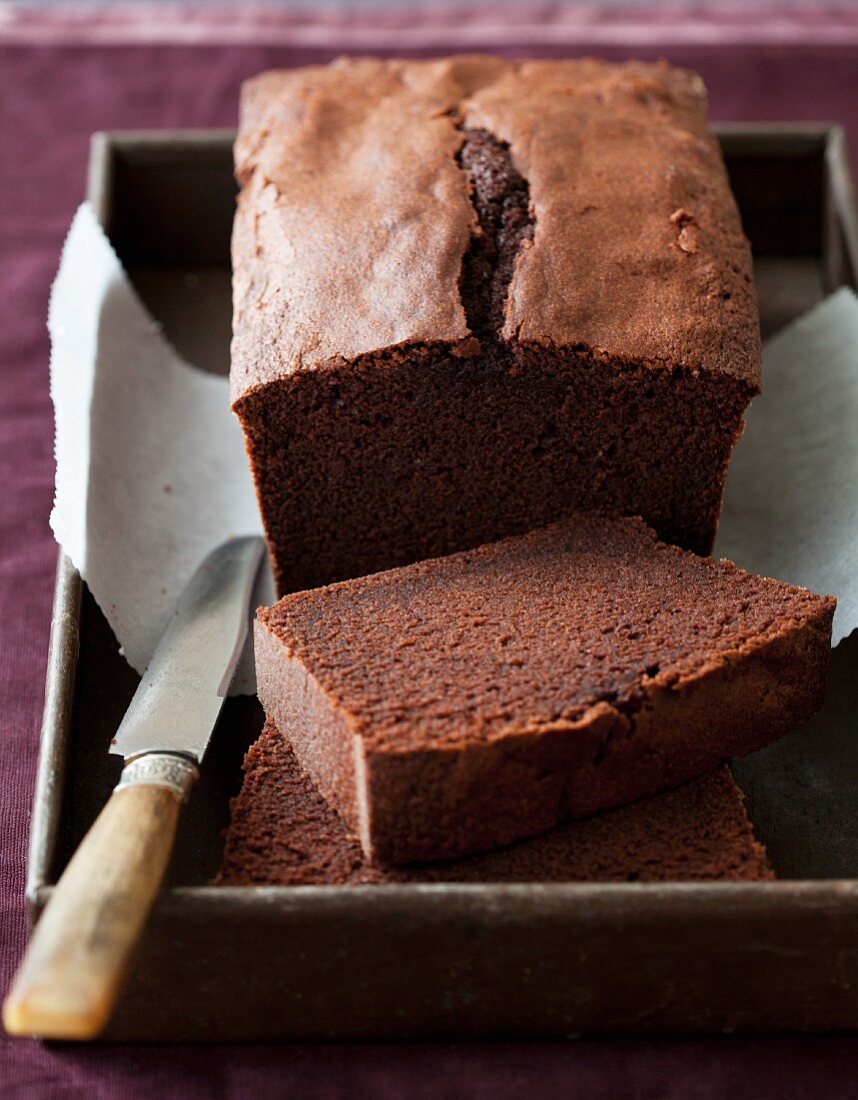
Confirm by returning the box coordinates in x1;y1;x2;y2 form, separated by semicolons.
24;126;858;1040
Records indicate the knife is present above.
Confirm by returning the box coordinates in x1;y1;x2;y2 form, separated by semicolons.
3;536;265;1040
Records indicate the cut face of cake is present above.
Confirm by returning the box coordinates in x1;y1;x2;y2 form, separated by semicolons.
216;720;774;885
255;514;834;865
231;56;761;596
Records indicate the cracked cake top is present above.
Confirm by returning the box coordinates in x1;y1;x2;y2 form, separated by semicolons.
231;55;760;403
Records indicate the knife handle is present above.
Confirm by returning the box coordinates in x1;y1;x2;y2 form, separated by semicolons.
3;754;197;1040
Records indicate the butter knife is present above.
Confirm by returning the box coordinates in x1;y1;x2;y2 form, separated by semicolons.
4;536;265;1040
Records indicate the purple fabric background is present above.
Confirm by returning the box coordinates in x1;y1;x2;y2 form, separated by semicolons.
1;5;857;1095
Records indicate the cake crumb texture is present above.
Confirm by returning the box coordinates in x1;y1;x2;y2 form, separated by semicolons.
216;720;774;885
255;514;834;863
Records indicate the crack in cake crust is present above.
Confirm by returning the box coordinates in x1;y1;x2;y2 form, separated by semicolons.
454;126;535;350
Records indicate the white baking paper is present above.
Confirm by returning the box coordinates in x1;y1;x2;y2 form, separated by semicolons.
716;286;858;645
49;203;269;693
49;205;858;695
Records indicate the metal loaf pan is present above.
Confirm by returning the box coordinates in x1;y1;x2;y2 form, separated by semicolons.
26;126;858;1040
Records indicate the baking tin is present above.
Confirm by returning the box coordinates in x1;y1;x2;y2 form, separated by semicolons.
25;127;858;1039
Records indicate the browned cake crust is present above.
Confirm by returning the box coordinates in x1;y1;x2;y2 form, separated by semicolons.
232;57;761;594
216;720;774;885
256;514;834;865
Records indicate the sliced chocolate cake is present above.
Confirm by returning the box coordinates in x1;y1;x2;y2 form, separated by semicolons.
255;514;834;864
217;720;774;885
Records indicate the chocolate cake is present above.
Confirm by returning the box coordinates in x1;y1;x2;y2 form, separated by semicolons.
255;513;834;864
217;720;774;885
232;56;761;596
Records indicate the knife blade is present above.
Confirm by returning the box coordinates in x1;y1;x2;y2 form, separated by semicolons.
3;535;265;1041
111;535;265;762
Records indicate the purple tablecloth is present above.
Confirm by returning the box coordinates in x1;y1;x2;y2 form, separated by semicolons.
1;5;857;1095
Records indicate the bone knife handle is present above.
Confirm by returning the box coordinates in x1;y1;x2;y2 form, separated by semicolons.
3;754;196;1040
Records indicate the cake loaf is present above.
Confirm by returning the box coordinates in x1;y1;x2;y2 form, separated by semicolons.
255;514;834;864
232;56;761;596
217;720;774;885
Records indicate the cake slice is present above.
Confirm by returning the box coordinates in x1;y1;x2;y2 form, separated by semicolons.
255;513;834;864
217;720;773;885
232;57;760;597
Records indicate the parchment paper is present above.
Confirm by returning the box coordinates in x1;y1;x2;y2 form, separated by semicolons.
716;286;858;645
49;203;269;693
49;205;858;694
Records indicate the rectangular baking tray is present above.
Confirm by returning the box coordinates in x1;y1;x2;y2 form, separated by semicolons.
26;126;858;1040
